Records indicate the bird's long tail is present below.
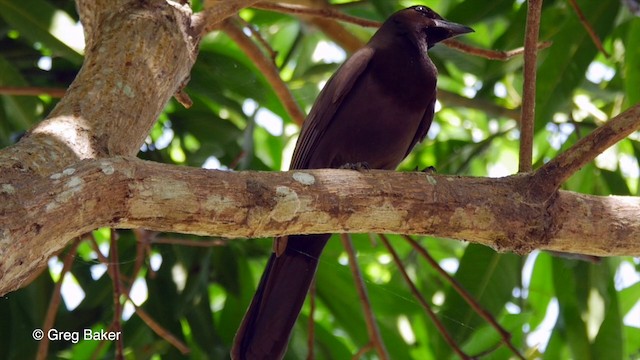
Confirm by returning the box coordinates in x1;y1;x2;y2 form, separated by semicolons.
232;234;330;360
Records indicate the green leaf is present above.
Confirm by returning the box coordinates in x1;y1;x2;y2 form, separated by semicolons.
536;0;620;128
0;0;83;64
624;326;640;359
624;18;640;107
619;281;640;316
462;313;529;358
369;0;398;18
291;314;352;360
447;0;515;24
551;258;591;360
601;169;631;196
527;252;554;330
591;267;623;360
0;56;39;131
440;244;520;344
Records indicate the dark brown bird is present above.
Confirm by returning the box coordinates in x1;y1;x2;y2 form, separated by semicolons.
232;6;472;359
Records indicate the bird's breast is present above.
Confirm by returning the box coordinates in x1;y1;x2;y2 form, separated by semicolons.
368;48;438;107
307;54;436;170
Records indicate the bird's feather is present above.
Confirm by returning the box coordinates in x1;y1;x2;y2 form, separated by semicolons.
290;47;374;170
232;6;473;359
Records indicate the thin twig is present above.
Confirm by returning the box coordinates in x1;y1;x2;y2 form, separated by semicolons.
235;16;278;62
438;89;521;120
402;235;525;360
379;234;471;360
352;342;375;359
253;2;550;60
108;230;125;359
92;231;221;353
253;2;380;27
36;238;82;360
124;291;191;354
0;86;66;98
222;18;306;126
197;0;263;34
532;104;640;197
443;39;552;61
519;0;544;173
307;278;316;360
340;234;389;360
308;15;365;54
567;0;610;57
132;229;153;283
88;233;109;263
85;234;118;359
88;231;190;354
151;236;228;247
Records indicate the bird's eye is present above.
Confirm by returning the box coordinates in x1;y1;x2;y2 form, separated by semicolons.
412;5;434;16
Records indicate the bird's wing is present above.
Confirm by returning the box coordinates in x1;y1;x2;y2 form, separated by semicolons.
289;47;375;170
404;90;436;158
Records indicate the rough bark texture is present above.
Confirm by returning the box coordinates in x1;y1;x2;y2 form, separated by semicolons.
0;0;198;294
2;156;640;295
0;0;639;296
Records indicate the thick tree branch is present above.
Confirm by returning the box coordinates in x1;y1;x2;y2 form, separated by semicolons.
1;157;639;295
75;0;125;50
1;0;638;304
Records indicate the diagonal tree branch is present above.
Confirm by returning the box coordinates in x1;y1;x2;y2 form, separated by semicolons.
531;104;640;198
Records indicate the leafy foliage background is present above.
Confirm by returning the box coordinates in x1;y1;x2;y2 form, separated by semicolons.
0;0;639;359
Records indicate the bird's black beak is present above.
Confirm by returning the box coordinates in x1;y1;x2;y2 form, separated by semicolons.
432;18;474;40
425;19;473;48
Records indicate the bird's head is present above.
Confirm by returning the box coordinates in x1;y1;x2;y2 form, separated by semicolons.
390;5;474;49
